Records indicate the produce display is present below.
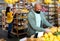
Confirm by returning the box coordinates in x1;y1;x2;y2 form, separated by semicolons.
27;0;36;3
4;0;18;4
26;27;60;41
21;8;29;13
58;0;60;3
44;0;53;4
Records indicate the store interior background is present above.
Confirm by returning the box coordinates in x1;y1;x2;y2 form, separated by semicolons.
0;0;60;41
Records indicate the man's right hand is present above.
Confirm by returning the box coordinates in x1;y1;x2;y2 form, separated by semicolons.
45;28;51;33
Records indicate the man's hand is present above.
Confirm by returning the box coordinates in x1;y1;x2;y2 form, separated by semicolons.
45;28;51;33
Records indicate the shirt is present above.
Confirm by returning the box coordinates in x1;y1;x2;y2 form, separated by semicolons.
35;13;41;33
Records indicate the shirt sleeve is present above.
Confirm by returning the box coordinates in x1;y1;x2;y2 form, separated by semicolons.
41;12;53;27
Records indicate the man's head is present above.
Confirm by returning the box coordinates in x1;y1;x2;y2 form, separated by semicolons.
34;3;42;11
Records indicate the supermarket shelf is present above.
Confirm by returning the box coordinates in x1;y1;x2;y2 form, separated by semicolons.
11;32;27;35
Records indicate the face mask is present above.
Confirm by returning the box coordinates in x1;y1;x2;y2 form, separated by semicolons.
35;11;40;14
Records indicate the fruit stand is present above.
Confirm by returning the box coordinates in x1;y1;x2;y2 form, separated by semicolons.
24;27;60;41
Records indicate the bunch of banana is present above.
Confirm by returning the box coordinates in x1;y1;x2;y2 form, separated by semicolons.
21;8;29;13
27;0;36;3
58;0;60;3
44;0;53;4
4;0;18;4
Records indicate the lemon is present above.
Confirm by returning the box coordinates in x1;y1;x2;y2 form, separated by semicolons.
58;27;60;32
50;37;54;41
48;32;53;36
50;27;57;33
58;0;60;3
44;33;49;38
54;38;59;41
57;35;60;41
41;37;45;41
54;36;57;38
45;38;50;41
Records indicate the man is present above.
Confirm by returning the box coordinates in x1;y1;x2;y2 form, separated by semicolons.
27;3;53;37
